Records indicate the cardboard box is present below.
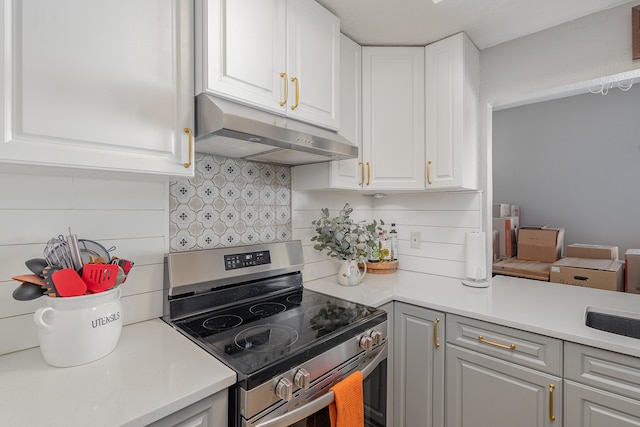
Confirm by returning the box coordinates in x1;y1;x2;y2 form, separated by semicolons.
492;216;519;258
625;249;640;294
492;203;510;218
550;257;624;292
517;227;564;263
566;244;619;261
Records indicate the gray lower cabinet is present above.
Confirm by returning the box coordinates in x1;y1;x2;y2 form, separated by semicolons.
393;302;445;427
565;342;640;426
148;391;228;427
445;314;562;427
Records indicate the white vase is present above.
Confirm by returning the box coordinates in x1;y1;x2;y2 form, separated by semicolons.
337;260;367;286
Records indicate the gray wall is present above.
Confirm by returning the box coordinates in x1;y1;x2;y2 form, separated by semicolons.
493;84;640;256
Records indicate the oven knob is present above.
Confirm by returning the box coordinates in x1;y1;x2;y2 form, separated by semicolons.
359;335;373;352
294;368;311;390
370;330;383;345
275;378;293;401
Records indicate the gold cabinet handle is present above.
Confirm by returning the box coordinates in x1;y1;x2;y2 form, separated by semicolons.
434;317;441;348
549;384;556;421
478;335;516;350
290;77;299;110
366;162;371;186
183;127;193;168
279;73;288;106
427;160;432;185
358;161;364;186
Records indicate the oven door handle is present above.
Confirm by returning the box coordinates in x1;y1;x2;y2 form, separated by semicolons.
253;344;387;427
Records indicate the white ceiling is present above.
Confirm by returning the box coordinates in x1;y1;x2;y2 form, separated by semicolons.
316;0;634;50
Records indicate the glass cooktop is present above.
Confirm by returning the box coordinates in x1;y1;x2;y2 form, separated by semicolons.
173;288;384;378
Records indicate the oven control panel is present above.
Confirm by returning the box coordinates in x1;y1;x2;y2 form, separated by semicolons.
224;250;271;270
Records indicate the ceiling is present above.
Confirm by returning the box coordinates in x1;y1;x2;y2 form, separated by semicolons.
316;0;634;50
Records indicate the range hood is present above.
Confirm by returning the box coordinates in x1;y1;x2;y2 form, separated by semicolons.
195;94;358;166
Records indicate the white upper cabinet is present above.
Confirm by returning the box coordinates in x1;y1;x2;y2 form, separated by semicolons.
294;44;425;191
362;47;425;190
424;32;479;190
0;0;195;177
198;0;340;130
329;34;362;189
293;33;361;191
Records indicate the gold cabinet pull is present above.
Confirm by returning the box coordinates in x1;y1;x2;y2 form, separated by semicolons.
366;162;371;186
549;384;556;421
290;77;299;110
478;335;516;350
279;73;288;106
434;317;441;348
358;161;364;186
427;160;432;185
183;127;193;168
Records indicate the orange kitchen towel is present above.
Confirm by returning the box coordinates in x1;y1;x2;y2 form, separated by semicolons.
329;370;364;427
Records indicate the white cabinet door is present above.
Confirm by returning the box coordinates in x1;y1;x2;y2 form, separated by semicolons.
363;47;425;190
446;344;561;427
1;0;194;177
198;0;286;112
148;391;227;427
198;0;339;130
394;302;445;427
286;0;339;129
424;32;479;190
330;34;361;189
293;33;360;191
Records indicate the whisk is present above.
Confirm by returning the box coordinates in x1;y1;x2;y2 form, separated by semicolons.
44;235;75;269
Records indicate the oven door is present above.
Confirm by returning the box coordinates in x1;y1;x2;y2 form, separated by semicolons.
252;345;387;427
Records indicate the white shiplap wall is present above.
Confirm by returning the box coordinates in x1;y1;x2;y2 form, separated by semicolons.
0;171;169;356
373;191;482;278
292;190;482;281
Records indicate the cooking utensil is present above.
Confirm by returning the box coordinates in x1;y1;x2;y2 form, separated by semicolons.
12;282;45;301
11;274;46;287
43;268;87;297
78;239;115;265
82;264;118;293
115;266;127;286
67;228;83;271
42;265;62;297
111;257;134;281
25;258;49;278
44;236;74;269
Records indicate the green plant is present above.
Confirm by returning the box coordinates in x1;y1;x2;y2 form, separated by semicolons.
311;203;383;262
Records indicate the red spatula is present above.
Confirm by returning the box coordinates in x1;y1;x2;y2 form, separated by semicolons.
50;268;87;297
82;264;118;293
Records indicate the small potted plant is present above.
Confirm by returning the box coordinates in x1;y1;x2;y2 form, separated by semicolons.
311;203;382;286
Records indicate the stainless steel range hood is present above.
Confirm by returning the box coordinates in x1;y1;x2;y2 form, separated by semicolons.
195;94;358;166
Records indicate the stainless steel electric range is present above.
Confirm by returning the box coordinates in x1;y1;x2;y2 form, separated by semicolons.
163;241;388;427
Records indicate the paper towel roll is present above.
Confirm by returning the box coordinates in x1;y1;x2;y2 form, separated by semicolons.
464;231;487;281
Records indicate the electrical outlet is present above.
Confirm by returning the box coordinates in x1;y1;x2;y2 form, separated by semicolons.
410;232;421;249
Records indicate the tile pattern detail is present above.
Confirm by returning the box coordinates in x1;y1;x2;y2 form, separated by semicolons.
169;154;292;252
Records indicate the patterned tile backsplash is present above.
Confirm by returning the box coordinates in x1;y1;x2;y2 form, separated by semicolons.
169;154;292;252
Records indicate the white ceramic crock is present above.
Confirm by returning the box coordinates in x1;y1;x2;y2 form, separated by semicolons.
337;260;367;286
33;287;123;367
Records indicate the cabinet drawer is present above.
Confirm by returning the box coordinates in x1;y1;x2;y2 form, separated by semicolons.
565;342;640;400
446;314;562;376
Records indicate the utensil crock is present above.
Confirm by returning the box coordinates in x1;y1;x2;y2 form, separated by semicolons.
33;287;123;367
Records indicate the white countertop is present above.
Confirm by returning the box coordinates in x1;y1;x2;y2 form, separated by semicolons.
304;271;640;358
5;271;640;427
0;319;236;427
